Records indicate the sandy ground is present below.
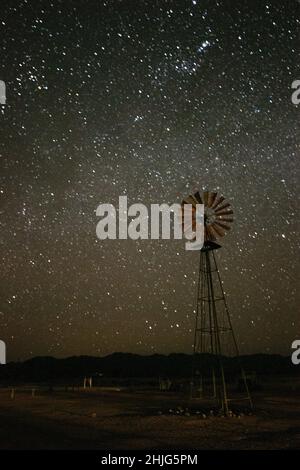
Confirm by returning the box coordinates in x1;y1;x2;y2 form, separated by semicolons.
0;380;299;450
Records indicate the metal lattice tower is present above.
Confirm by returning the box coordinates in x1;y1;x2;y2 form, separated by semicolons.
181;191;253;414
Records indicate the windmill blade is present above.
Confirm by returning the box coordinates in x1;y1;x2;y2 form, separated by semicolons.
182;195;193;206
180;206;195;225
208;224;221;239
204;226;210;242
208;192;218;207
215;220;231;231
181;206;197;234
180;214;193;231
181;205;195;215
182;195;197;207
210;223;227;238
214;209;233;216
203;191;209;206
205;224;216;241
211;195;225;209
190;193;201;206
215;202;231;213
216;217;234;223
181;214;194;231
193;191;203;204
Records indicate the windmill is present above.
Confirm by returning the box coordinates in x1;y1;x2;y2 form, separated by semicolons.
181;190;253;414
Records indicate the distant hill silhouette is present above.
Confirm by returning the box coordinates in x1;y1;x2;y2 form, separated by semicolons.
0;353;298;384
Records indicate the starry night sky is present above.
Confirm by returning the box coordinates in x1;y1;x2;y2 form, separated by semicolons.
0;0;299;360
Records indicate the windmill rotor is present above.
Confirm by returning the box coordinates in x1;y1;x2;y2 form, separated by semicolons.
181;190;233;249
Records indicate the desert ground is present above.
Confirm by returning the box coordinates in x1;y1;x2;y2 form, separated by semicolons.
0;377;299;450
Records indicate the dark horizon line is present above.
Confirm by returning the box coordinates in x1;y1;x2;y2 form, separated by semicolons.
4;350;291;365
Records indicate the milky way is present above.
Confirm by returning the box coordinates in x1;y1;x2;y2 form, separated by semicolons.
0;0;299;360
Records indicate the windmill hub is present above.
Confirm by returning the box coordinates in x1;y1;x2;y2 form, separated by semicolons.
204;207;216;224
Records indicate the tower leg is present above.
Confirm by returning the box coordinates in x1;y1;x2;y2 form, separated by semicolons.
191;247;253;413
211;251;253;410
